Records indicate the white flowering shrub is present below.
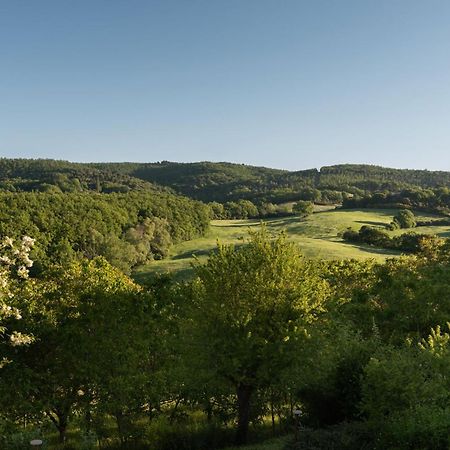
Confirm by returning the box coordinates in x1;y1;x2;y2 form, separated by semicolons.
0;236;35;368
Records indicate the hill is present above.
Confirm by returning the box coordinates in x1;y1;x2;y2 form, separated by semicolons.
0;158;169;194
3;159;450;205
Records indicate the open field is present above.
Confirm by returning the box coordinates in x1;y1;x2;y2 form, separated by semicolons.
133;208;450;282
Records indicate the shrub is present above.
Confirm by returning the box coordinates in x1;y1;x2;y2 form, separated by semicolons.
393;209;416;229
293;201;314;216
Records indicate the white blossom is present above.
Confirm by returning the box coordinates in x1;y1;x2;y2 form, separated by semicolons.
10;331;33;347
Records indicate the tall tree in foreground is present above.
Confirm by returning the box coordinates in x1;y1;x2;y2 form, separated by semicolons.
189;227;329;445
0;258;151;443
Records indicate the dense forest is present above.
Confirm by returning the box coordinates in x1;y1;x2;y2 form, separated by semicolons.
0;191;209;274
4;158;450;221
3;158;450;203
2;159;450;449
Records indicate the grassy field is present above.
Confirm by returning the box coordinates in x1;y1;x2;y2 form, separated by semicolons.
222;435;292;450
134;208;449;282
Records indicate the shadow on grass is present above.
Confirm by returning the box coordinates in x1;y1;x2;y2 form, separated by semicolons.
172;247;215;260
340;241;401;257
213;216;307;229
354;220;389;227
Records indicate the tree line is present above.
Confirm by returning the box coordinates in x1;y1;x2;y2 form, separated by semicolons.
5;159;450;208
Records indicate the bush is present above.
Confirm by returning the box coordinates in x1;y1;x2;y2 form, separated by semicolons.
377;405;450;450
0;421;41;450
393;209;416;229
293;201;314;216
360;342;450;449
342;226;390;248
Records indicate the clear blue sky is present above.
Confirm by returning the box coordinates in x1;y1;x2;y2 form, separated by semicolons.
1;0;450;171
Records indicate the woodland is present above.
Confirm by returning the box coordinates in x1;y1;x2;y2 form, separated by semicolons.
1;158;450;450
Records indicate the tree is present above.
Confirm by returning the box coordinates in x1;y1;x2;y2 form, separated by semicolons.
224;200;258;219
392;209;416;229
208;201;226;219
189;227;329;445
1;258;150;443
293;200;314;216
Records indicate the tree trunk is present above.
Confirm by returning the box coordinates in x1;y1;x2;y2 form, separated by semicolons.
205;399;213;423
58;422;67;444
235;384;253;446
114;411;126;445
48;409;68;444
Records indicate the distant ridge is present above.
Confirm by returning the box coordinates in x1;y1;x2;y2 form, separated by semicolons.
1;158;450;203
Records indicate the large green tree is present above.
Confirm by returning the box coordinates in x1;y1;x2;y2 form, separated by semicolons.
189;228;330;445
0;258;155;443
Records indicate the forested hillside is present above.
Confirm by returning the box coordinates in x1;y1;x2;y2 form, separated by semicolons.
89;161;450;203
0;158;168;193
0;190;209;274
3;158;450;254
3;158;450;205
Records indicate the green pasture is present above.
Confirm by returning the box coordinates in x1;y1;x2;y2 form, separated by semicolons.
134;208;450;282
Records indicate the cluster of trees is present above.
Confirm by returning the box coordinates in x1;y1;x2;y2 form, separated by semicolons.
2;229;450;449
343;225;445;255
0;191;210;274
343;187;450;215
386;209;417;230
208;200;314;220
343;210;448;255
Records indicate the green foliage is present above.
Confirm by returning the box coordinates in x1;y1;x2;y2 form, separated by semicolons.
191;227;329;388
361;345;449;421
292;201;314;216
3;165;450;450
392;209;416;229
0;191;209;273
147;417;235;450
223;200;259;219
343;226;391;248
358;257;450;341
343;224;445;256
188;227;330;444
0;426;40;450
360;332;450;449
295;325;378;427
7;159;450;210
0;258;160;443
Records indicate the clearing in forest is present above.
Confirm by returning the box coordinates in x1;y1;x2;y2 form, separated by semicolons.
134;208;448;281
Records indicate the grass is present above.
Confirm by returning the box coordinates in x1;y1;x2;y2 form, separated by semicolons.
133;208;450;282
222;435;292;450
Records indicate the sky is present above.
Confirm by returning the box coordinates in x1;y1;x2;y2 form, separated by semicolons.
1;0;450;171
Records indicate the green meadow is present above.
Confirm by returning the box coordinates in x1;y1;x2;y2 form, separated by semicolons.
134;208;450;281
